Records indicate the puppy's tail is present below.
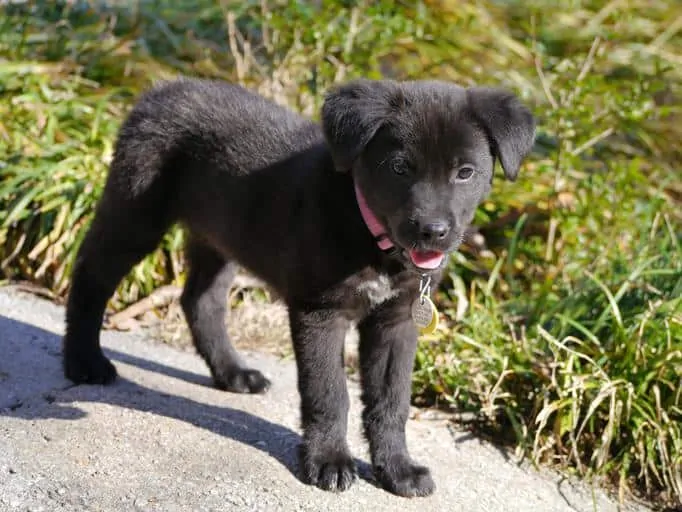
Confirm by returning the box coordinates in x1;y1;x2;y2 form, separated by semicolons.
106;79;192;199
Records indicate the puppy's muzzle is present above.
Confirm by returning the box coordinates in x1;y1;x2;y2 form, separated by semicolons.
417;221;450;243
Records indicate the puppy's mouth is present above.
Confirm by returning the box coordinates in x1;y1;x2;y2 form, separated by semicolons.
406;249;445;270
399;233;465;271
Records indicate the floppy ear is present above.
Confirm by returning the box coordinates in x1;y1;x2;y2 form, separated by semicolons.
321;79;401;172
466;87;536;181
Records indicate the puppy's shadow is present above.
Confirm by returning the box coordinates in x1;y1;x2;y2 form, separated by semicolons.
0;315;373;483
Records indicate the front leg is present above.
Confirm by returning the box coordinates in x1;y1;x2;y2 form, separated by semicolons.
289;308;357;492
358;299;435;497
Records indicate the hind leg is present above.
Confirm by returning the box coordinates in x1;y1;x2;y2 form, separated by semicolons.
63;198;170;384
180;239;270;394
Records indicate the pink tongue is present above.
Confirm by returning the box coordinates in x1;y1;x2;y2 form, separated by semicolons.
408;250;445;270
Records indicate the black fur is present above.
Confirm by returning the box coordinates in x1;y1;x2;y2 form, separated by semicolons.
62;77;535;497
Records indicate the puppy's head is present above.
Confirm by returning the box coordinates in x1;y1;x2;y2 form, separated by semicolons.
322;79;535;271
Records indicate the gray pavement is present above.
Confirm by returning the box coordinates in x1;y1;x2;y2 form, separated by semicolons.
0;287;648;511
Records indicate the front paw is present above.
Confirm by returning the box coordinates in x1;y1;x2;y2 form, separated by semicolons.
375;454;435;497
299;442;358;492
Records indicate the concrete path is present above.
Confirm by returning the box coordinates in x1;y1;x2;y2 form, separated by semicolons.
0;287;647;512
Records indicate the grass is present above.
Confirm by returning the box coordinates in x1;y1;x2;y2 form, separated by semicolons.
1;0;680;508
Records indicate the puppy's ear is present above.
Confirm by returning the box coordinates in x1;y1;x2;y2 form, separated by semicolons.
322;79;401;172
467;88;536;181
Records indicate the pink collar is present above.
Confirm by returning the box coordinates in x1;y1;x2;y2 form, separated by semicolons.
354;181;394;251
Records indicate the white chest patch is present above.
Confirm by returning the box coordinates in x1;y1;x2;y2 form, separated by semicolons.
357;274;400;309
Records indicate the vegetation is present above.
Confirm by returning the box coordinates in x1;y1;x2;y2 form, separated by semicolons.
1;0;680;508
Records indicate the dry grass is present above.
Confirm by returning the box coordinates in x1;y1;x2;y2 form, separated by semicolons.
156;295;292;357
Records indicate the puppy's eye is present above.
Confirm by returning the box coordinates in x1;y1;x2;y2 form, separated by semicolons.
456;166;475;180
392;160;410;176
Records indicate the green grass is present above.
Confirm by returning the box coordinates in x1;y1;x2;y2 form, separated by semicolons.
1;0;680;508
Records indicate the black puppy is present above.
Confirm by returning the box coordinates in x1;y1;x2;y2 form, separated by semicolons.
62;77;535;497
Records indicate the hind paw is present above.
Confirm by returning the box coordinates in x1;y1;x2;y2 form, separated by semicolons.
63;347;118;385
213;368;271;394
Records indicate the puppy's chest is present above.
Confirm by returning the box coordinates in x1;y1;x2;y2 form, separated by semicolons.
355;273;402;311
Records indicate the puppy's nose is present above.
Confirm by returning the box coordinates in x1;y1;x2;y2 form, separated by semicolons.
419;221;450;242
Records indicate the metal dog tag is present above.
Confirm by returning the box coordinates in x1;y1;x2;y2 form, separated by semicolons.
412;275;439;335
